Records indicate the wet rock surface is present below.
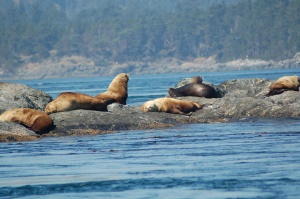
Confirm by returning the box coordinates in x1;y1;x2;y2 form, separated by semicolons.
1;78;300;142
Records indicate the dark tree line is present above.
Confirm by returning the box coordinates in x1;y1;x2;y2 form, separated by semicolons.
0;0;299;70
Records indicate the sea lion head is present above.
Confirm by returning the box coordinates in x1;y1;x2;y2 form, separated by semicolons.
45;102;57;114
95;73;130;105
168;88;180;97
190;76;203;84
193;102;202;109
140;100;160;112
107;73;129;92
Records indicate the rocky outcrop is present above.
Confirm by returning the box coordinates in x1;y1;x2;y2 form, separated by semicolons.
1;78;300;142
191;78;300;119
0;82;52;114
0;122;40;142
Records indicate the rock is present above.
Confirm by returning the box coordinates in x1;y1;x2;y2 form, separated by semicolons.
174;78;192;88
107;103;140;112
217;78;271;98
0;122;39;142
0;82;52;114
1;78;300;142
188;78;300;119
47;109;194;136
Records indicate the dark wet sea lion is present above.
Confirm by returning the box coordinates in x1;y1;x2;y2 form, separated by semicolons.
169;83;218;98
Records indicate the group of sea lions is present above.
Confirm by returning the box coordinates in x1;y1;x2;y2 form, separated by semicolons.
0;73;299;134
0;73;129;134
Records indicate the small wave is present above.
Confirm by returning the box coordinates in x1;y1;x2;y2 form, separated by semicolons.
1;177;296;198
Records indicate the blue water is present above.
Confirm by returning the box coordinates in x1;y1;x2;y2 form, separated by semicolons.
1;68;300;198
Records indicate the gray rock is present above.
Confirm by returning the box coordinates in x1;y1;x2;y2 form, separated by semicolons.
217;78;271;98
0;82;52;114
174;78;192;88
0;122;39;142
48;109;197;136
107;103;140;112
189;78;300;119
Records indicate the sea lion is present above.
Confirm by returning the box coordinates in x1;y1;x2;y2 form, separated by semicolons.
95;73;129;105
140;97;203;115
190;76;203;84
0;108;53;134
168;81;218;98
45;92;108;114
267;75;300;96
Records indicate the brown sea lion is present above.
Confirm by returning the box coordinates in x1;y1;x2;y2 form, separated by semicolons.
140;97;203;115
168;82;218;98
45;92;108;114
190;76;203;84
0;108;53;134
95;73;129;105
267;75;300;96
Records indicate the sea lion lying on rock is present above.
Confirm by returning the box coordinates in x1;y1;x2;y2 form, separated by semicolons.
95;73;129;105
169;76;219;98
267;75;300;96
0;108;53;134
45;92;108;114
140;97;203;115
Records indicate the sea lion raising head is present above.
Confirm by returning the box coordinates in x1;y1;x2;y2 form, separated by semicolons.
140;97;203;116
95;73;129;105
0;108;54;134
190;76;203;84
45;92;108;114
267;75;300;96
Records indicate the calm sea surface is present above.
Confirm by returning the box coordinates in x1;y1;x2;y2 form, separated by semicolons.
1;68;300;198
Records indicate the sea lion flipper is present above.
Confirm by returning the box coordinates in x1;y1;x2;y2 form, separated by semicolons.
171;106;187;115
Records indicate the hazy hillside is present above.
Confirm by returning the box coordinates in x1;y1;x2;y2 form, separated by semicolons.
0;0;299;77
1;0;243;18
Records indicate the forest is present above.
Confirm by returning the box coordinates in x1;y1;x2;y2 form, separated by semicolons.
0;0;299;71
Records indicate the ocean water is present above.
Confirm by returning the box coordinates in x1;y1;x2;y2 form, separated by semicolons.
1;68;300;198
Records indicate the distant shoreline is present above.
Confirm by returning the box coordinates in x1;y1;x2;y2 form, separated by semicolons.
1;53;299;80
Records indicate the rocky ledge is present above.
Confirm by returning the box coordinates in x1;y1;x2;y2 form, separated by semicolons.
1;78;300;142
